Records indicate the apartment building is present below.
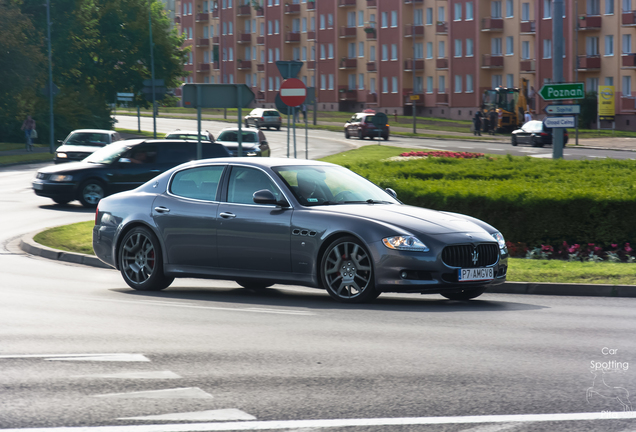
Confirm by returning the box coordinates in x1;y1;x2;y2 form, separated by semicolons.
174;0;636;127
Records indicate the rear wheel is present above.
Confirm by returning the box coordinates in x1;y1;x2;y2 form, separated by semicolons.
321;236;379;303
383;134;389;141
119;226;173;291
52;198;71;205
78;179;105;208
531;136;544;147
511;135;518;146
344;129;350;139
441;288;486;301
357;129;364;140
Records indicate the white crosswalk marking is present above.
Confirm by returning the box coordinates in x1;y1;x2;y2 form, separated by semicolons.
119;409;256;421
75;371;181;379
0;353;150;361
94;387;213;399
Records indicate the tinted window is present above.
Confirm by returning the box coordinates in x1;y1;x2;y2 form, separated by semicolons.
170;165;225;201
202;143;231;158
125;144;158;164
264;111;280;116
217;130;259;142
227;167;281;204
157;142;196;164
65;132;111;147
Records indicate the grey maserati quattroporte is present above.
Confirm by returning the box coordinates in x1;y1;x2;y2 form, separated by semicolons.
93;158;508;303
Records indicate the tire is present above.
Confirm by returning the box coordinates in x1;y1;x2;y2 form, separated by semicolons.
78;179;105;208
441;287;487;301
119;226;174;291
357;129;364;140
511;135;518;146
383;134;389;141
237;280;274;290
245;121;250;128
276;126;281;131
344;129;350;139
52;198;71;205
531;137;544;148
320;236;379;303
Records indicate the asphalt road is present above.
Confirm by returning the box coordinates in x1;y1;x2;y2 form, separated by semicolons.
1;142;636;431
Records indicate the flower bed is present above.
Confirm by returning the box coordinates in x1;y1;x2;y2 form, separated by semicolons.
399;150;485;159
507;241;636;263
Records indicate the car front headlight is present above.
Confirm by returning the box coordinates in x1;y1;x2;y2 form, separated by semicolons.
50;174;73;182
56;152;67;159
382;235;429;252
492;232;506;250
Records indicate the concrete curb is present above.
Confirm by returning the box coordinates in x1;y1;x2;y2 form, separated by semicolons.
19;231;636;298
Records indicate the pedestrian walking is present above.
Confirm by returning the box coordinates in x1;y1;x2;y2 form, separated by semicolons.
21;115;36;152
472;111;482;136
301;104;307;122
524;110;532;124
489;109;498;135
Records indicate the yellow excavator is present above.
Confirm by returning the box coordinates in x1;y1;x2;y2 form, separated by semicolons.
481;78;529;132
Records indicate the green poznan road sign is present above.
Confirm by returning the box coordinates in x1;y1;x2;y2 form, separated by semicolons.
539;83;585;101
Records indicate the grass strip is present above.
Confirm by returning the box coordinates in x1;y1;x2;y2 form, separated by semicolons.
33;221;95;255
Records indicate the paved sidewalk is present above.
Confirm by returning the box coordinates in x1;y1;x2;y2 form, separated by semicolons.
18;231;636;298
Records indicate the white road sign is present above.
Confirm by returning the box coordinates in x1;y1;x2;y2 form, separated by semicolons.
545;105;581;115
543;116;576;128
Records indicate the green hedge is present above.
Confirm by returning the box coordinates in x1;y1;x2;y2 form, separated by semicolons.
329;153;636;247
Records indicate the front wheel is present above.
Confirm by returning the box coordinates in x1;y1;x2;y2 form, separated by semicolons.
511;135;518;146
357;129;364;140
344;129;350;139
78;179;105;208
441;287;486;301
321;236;379;303
531;137;544;148
119;226;173;291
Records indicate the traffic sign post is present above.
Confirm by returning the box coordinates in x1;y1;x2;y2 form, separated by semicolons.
539;83;585;101
544;104;581;115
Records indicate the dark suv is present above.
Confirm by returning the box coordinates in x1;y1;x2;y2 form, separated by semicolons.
344;111;390;140
33;139;230;207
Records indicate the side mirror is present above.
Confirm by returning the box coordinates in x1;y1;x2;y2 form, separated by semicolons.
253;189;289;207
57;140;63;144
385;188;397;199
261;140;268;146
345;120;350;124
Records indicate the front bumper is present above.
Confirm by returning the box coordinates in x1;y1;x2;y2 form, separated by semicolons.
32;180;77;201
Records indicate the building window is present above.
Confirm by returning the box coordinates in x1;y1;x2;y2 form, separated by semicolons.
623;34;633;53
543;0;552;18
586;36;599;55
268;77;273;91
587;77;599;92
522;2;530;20
605;76;614;86
328;74;334;90
466;74;474;93
381;12;388;28
370;45;376;61
359;42;364;57
382;44;388;61
454;75;462;93
382;77;388;93
623;75;632;96
392;77;398;93
426;76;433;93
320;74;326;90
543;39;552;58
414;43;423;59
506;36;514;55
455;39;462;57
320;14;325;29
492;1;502;18
587;0;600;14
522;41;530;59
454;3;462;20
466;38;474;56
466;2;474;20
438;6;445;21
274;20;279;34
359;73;364;90
426;8;433;24
606;0;615;13
426;42;433;59
358;10;364;27
414;9;423;25
320;44;325;59
438;40;446;58
328;14;333;28
275;48;280;61
492;38;502;55
506;73;514;87
439;75;446;93
391;44;397;60
391;10;398;27
492;74;502;88
370;77;376;94
415;76;423;93
624;0;632;11
328;44;334;59
605;35;614;55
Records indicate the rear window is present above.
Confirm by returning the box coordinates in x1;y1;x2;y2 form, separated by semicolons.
264;111;280;117
217;131;259;143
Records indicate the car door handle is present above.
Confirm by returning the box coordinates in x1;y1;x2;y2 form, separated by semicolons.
220;212;236;219
154;206;170;213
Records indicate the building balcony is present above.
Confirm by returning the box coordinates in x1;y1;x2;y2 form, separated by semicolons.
256;91;266;100
577;55;601;70
284;3;300;13
196;38;210;47
482;54;503;68
174;15;181;24
338;86;357;100
285;31;301;43
340;58;357;69
436;93;448;104
212;36;220;44
621;96;636;111
338;0;356;6
257;63;265;72
237;5;251;16
436;57;448;69
520;59;536;72
367;93;377;103
256;7;264;17
366;0;377;7
307;31;316;41
257;36;265;45
339;26;357;38
196;12;209;22
366;61;377;72
212;9;219;18
307;60;316;70
436;21;448;34
307;1;316;10
365;29;377;40
404;58;424;71
404;24;424;37
482;17;503;31
237;60;252;70
197;63;210;72
405;0;424;3
213;61;220;70
623;53;636;67
622;11;636;25
578;15;602;30
520;20;536;33
237;32;252;44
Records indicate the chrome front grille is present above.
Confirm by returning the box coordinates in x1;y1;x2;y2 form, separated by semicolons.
442;243;499;268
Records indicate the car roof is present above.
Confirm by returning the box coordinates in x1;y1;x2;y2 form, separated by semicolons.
120;138;222;146
68;129;117;134
185;157;335;169
218;127;260;132
166;130;211;135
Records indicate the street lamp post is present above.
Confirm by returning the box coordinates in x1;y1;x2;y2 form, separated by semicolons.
46;0;54;153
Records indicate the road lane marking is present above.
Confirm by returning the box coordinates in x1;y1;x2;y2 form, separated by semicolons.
3;411;636;431
94;387;213;399
0;353;150;362
120;409;256;421
74;371;181;379
93;298;315;316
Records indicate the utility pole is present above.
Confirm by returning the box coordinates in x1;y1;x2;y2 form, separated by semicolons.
46;0;54;153
412;6;416;134
552;0;565;159
149;0;157;138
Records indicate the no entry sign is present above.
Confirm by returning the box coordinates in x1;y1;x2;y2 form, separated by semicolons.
280;78;307;107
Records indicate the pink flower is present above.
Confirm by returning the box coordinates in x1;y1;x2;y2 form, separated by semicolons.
625;243;633;253
611;244;618;249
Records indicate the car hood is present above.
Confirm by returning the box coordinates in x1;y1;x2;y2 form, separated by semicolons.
38;161;106;174
319;204;493;236
56;144;104;154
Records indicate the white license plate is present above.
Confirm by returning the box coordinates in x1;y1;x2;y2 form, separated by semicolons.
32;181;44;190
458;267;494;282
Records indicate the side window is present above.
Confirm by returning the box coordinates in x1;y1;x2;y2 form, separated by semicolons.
258;131;266;142
127;144;158;164
170;165;225;201
202;143;230;158
227;166;280;204
157;142;196;164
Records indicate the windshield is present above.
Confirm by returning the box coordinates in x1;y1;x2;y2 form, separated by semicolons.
84;141;133;164
217;131;258;143
273;165;400;206
165;133;211;141
64;132;111;147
